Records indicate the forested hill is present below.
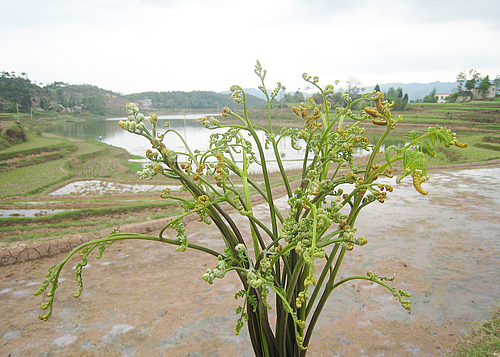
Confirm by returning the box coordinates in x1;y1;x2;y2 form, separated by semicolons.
0;71;266;115
0;71;127;115
125;90;265;110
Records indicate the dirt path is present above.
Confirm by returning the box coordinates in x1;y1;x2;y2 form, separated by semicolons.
1;164;499;356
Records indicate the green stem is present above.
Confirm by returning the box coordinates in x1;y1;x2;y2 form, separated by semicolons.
305;244;340;317
271;138;293;198
301;247;346;355
364;123;392;182
239;132;260;258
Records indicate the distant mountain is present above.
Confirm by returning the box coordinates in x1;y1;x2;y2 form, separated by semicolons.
225;82;459;103
221;88;270;101
367;82;458;102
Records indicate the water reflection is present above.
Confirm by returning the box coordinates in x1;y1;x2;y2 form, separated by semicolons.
45;116;407;172
0;208;74;218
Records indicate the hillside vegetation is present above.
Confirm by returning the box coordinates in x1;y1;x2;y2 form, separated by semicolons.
0;122;140;197
0;71;265;117
125;90;265;110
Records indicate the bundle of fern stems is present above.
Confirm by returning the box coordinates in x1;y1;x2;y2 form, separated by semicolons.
35;62;467;357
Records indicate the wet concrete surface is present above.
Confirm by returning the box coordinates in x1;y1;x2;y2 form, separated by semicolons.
0;166;499;356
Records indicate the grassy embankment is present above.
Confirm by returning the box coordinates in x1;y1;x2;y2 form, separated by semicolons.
247;98;500;166
0;120;179;245
394;99;500;165
447;306;500;357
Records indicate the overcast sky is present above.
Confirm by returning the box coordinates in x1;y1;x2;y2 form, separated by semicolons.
1;0;499;94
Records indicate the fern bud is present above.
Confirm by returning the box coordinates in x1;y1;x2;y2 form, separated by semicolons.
222;106;231;117
148;113;158;124
354;236;368;246
200;116;210;128
118;120;128;130
453;139;468;148
136;113;145;123
412;169;428;195
136;123;145;133
160;188;171;199
153;164;164;174
235;243;246;253
126;102;138;114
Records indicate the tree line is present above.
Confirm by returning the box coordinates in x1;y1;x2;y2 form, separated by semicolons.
0;72;110;115
125;90;265;110
421;70;500;103
279;80;409;111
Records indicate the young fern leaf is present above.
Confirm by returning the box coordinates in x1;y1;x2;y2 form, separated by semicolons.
416;140;437;158
34;234;115;320
384;145;400;169
404;130;419;141
367;271;412;310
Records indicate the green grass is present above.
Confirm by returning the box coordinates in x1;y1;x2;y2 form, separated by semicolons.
0;131;71;156
426;134;500;166
447;307;500;356
70;140;108;156
0;158;70;197
0;206;181;244
0;128;138;197
401;100;500;127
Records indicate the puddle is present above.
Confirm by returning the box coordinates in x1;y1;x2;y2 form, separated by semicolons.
48;180;180;196
0;208;74;218
53;334;78;347
103;324;135;340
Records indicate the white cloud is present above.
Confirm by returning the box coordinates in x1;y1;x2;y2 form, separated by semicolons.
0;0;499;93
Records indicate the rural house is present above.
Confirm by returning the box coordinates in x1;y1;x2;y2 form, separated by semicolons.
453;84;497;102
436;93;451;103
471;84;497;100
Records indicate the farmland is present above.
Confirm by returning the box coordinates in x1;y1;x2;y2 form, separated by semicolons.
1;99;500;249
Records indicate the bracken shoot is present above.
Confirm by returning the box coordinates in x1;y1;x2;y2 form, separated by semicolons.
35;61;467;357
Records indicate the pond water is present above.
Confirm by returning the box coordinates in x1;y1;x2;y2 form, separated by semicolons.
45;115;407;173
0;208;74;218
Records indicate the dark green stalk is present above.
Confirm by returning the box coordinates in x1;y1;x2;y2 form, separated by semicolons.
364;122;393;182
270;138;293;198
300;247;346;355
305;244;340;317
246;125;279;237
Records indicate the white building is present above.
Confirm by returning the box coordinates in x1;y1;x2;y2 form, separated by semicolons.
435;93;451;103
138;99;153;109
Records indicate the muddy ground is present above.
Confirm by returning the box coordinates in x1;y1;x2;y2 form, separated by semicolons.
1;165;499;356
